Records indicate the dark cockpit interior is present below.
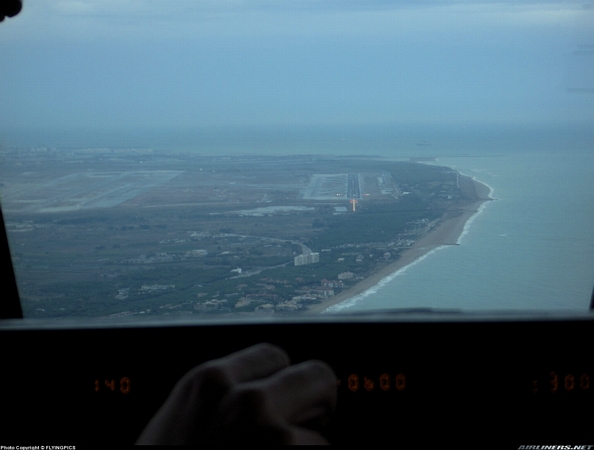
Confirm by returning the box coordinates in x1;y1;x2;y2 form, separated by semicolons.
2;210;593;446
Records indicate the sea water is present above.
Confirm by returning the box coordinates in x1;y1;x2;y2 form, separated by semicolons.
325;124;594;312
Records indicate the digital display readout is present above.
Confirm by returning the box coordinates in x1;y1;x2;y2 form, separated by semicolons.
339;373;407;393
90;371;592;397
532;372;591;395
94;377;131;394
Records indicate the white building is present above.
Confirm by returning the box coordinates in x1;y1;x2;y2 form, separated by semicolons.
294;252;320;266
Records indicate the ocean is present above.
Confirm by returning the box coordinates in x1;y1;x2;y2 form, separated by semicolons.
330;148;594;312
2;123;593;312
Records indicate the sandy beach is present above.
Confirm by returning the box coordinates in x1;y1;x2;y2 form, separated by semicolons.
306;176;492;314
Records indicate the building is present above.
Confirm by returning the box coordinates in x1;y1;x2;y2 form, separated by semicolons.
294;252;320;266
321;279;344;289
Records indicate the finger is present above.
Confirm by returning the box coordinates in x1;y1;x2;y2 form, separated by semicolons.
172;344;290;409
177;343;290;403
205;343;291;384
236;359;337;428
270;360;337;426
138;344;291;445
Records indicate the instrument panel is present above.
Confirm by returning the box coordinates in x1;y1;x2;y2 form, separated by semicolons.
1;315;592;447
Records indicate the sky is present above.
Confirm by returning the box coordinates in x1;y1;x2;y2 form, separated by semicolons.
0;0;593;131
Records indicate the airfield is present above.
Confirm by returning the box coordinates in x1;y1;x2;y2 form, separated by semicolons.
2;170;183;213
0;149;465;318
1;152;384;215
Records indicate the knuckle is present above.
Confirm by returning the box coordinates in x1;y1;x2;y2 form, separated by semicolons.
301;360;337;386
250;342;283;354
176;361;235;397
247;343;291;366
307;359;335;374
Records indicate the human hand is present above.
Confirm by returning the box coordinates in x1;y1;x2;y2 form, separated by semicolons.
136;343;337;445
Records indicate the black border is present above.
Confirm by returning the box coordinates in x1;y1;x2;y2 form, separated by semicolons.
0;205;23;318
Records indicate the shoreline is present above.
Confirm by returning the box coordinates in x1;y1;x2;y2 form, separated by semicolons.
305;176;493;314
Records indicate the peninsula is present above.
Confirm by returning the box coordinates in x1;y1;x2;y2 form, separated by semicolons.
0;149;491;318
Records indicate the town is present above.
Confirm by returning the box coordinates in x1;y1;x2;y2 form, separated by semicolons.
0;148;470;317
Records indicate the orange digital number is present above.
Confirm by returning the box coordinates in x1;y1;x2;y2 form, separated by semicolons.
105;379;116;392
120;377;131;394
380;373;391;391
364;376;375;392
532;379;538;394
395;373;406;392
348;374;360;393
94;379;100;392
580;374;590;390
564;374;575;392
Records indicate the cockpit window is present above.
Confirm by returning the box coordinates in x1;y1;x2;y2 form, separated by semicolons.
1;1;593;319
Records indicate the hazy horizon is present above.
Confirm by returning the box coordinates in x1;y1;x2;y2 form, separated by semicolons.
1;0;593;134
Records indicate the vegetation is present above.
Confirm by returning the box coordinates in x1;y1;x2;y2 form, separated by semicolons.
1;151;469;318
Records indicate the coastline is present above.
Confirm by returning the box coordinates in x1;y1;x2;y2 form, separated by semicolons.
305;176;492;314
